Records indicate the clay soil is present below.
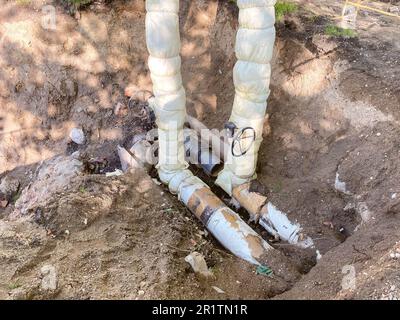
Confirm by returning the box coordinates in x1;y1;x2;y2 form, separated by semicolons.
0;0;399;299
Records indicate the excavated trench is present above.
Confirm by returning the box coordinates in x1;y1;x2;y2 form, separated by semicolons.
1;0;399;299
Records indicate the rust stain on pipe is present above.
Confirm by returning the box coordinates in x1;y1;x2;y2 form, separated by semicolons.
245;234;266;259
220;208;267;259
221;208;240;230
187;187;225;225
232;181;268;220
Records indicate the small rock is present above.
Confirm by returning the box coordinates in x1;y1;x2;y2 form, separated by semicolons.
212;286;225;294
69;128;85;145
185;252;213;278
357;202;373;223
335;172;351;195
389;252;400;260
138;290;145;296
344;202;355;212
40;265;58;291
105;169;124;177
0;176;20;197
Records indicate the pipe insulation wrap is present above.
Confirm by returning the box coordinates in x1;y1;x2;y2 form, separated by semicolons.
216;0;276;195
146;0;188;181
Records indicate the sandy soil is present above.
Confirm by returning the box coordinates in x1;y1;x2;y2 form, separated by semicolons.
0;0;399;299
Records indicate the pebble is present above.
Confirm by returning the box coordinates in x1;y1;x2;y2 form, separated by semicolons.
69;128;85;145
185;252;213;278
389;252;400;260
0;176;20;196
212;286;225;294
40;265;58;291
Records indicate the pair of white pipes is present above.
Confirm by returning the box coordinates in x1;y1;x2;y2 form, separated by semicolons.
145;0;297;267
146;0;274;193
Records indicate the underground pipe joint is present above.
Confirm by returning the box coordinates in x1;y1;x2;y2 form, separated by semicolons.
184;129;223;177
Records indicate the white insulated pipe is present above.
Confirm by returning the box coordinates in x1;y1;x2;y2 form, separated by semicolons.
216;0;276;196
144;0;312;253
128;135;295;267
143;2;300;274
146;0;188;184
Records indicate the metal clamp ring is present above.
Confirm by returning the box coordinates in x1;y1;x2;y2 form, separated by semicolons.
231;127;256;157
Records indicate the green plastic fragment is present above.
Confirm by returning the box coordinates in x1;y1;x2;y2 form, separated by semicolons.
256;265;274;277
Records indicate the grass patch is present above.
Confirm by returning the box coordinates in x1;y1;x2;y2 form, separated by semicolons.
69;0;92;5
16;0;31;5
325;25;357;38
275;1;298;22
229;0;298;22
8;282;21;290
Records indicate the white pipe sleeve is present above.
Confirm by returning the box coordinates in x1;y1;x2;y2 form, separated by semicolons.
216;0;276;195
146;0;188;181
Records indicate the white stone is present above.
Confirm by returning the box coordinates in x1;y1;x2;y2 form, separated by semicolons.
212;286;225;294
69;128;85;145
185;252;213;278
335;172;351;195
40;265;58;291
